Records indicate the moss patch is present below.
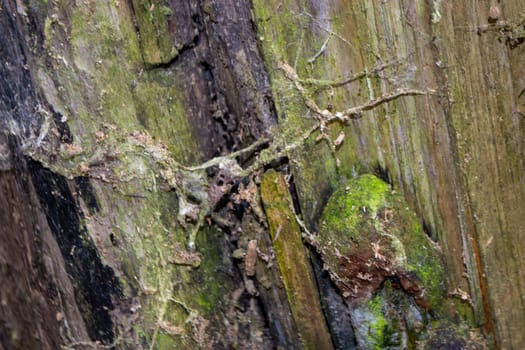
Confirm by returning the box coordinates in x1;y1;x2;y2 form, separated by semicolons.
317;174;445;309
315;174;487;348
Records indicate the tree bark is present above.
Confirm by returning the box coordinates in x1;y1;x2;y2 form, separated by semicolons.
1;0;524;349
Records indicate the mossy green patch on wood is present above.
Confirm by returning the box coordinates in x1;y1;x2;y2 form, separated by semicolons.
320;174;390;234
317;176;484;348
38;0;199;169
85;180;221;348
130;0;179;65
367;295;389;348
317;174;444;310
260;169;333;350
190;225;232;315
131;70;199;164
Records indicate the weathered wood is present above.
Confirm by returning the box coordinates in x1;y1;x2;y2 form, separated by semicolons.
261;170;333;350
253;0;525;348
2;0;524;348
1;0;282;347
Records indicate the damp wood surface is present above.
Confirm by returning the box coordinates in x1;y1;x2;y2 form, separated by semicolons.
253;1;525;348
260;169;334;350
0;0;524;348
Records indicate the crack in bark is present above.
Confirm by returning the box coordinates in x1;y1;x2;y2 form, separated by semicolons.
143;33;201;71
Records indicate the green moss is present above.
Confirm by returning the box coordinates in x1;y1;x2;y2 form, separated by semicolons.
159;5;172;16
367;295;389;349
401;212;445;308
321;174;389;231
156;333;177;349
316;174;483;345
44;17;53;41
191;225;230;314
318;174;445;309
130;0;178;64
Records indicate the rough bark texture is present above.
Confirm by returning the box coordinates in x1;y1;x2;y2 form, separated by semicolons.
252;0;524;348
1;0;524;349
260;170;333;350
1;0;284;348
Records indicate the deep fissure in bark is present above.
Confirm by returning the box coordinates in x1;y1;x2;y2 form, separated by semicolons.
28;159;122;344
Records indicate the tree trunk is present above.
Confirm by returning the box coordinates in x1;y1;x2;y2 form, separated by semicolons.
1;0;524;349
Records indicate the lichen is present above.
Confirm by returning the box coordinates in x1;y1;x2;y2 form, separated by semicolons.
36;6;225;340
84;179;221;349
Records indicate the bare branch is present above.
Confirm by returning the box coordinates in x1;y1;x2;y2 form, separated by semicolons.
279;59;436;122
187;137;270;172
300;60;399;89
307;34;332;65
300;11;356;52
340;88;431;119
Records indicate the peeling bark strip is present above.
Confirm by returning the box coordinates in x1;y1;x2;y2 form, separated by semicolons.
244;239;258;277
260;170;334;350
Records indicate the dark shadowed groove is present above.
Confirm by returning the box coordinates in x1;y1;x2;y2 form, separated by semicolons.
28;159;122;344
75;176;100;215
194;0;278;152
312;251;357;350
143;32;201;71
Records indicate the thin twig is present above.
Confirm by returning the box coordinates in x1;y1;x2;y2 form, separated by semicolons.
477;20;521;34
340;88;432;119
294;212;317;246
279;60;434;121
307;34;332;64
187;137;270;171
300;59;399;89
300;11;355;52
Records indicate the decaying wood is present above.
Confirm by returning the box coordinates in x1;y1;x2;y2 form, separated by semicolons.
261;170;334;350
2;0;525;348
